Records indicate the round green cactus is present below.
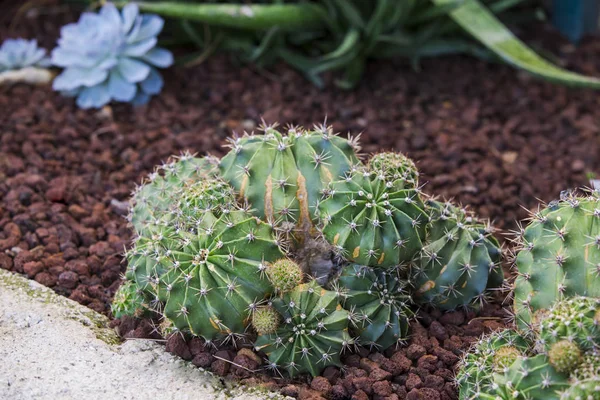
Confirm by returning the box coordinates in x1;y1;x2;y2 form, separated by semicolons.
513;190;600;329
537;296;600;353
335;264;413;350
492;354;570;400
266;258;304;293
456;329;531;399
219;123;361;229
558;377;600;400
318;163;427;268
368;151;419;188
251;306;280;335
128;153;219;235
126;209;285;341
254;280;352;377
412;200;503;310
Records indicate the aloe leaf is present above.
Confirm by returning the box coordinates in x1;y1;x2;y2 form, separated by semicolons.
432;0;600;88
117;2;328;31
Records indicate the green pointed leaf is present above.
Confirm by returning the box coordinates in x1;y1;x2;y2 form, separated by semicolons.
432;0;600;88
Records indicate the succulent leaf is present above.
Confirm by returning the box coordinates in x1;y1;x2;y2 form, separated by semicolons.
0;38;49;72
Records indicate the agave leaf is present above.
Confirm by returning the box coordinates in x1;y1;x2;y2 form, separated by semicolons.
432;0;600;88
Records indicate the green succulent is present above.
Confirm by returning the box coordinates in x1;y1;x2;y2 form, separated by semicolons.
513;190;600;329
254;280;352;377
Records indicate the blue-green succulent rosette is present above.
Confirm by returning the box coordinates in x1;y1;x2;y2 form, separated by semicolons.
0;39;50;72
51;2;173;109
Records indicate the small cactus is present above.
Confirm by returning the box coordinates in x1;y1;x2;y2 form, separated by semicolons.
318;161;428;268
266;258;304;294
251;306;280;335
219;123;360;229
513;190;600;329
254;280;352;377
368;152;419;188
128;153;219;235
412;200;503;310
335;263;413;350
492;354;570;399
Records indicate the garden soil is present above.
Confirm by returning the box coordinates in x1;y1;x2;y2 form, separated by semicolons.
2;4;600;399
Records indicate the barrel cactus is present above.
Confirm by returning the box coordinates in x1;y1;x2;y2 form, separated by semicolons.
219;123;360;230
111;278;146;318
128;153;219;235
254;280;352;377
125;208;285;341
492;354;570;400
513;190;600;329
412;200;503;310
318;160;428;268
335;264;413;350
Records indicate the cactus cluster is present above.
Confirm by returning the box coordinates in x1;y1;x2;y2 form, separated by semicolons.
113;122;507;378
512;190;600;329
457;296;600;399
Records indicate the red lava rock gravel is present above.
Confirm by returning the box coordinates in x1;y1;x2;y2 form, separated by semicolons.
3;5;600;399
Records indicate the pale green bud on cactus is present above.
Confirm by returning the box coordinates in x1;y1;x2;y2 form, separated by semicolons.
170;178;236;227
492;346;522;373
335;264;413;350
111;279;146;318
251;306;280;335
513;190;600;330
254;280;352;377
266;258;304;294
368;152;419;188
548;340;582;374
412;200;503;310
219;123;360;229
318;163;427;268
537;296;600;353
128;153;219;235
456;329;531;399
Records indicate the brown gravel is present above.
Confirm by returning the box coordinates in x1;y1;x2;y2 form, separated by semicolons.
2;4;600;399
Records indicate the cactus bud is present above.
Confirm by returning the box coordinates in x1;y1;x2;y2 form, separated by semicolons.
548;340;582;374
266;258;303;293
493;346;522;373
251;306;280;335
